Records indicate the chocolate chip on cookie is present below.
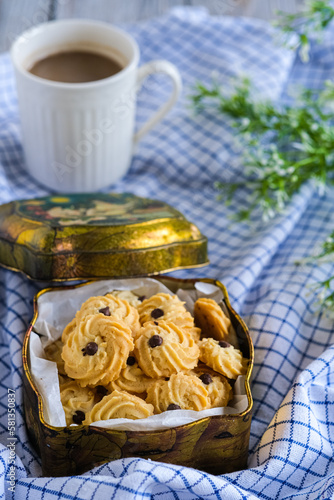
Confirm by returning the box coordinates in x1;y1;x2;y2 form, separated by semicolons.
99;306;111;316
82;342;98;356
167;403;181;411
72;410;85;424
126;356;136;366
151;308;164;319
199;373;213;385
219;341;230;348
96;385;108;399
148;335;163;348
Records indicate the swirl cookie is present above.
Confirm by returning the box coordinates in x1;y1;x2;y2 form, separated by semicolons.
138;293;201;341
194;298;238;347
108;290;141;308
191;364;232;408
76;294;140;338
176;318;201;342
84;390;154;423
62;314;134;387
61;317;77;343
60;379;96;426
199;338;248;380
44;339;66;376
109;354;153;396
146;373;211;413
134;320;199;378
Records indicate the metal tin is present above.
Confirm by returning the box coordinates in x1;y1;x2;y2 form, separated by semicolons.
22;277;254;477
0;193;208;281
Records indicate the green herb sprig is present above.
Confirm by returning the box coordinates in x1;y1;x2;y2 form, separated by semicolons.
274;0;334;62
191;0;334;312
192;78;334;222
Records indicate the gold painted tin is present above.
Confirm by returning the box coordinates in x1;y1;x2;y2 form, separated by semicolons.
23;276;253;477
0;193;208;281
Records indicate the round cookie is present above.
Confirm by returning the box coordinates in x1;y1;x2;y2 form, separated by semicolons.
194;298;238;347
60;379;96;426
146;373;211;413
61;317;77;343
62;314;134;387
108;290;141;308
176;317;201;342
134;320;199;378
137;293;200;340
109;354;153;396
84;390;154;423
191;364;232;408
44;339;66;376
137;293;185;324
76;294;140;337
199;338;248;380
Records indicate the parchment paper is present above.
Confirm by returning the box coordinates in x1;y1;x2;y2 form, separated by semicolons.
29;278;249;429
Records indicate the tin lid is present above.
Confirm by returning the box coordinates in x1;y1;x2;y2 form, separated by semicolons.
0;193;208;281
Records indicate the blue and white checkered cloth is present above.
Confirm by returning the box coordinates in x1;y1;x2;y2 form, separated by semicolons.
0;6;334;499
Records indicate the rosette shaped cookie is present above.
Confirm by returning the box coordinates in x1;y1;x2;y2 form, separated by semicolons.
146;373;210;413
62;314;134;387
109;354;153;396
60;379;96;426
76;294;140;337
44;339;66;376
61;317;77;343
134;320;199;378
194;298;238;347
199;338;248;380
84;390;154;423
191;364;232;408
138;293;200;341
108;290;141;308
176;318;201;342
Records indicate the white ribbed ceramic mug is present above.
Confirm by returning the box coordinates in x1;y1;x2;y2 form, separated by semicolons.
11;20;182;192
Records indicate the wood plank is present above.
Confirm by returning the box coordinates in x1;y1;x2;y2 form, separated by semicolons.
55;0;187;23
0;0;53;53
190;0;305;19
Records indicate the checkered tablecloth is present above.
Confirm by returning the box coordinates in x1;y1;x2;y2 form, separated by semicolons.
0;6;334;499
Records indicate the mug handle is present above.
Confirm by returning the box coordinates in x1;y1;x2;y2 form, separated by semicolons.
133;60;182;144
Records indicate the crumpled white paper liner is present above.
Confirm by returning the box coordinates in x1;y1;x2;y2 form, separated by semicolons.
29;277;249;430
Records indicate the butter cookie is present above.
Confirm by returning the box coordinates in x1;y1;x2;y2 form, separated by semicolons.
194;298;238;347
76;294;140;337
60;379;96;426
109;354;153;396
62;314;134;387
44;339;66;376
134;320;199;378
146;373;210;413
191;364;232;408
84;390;154;423
199;338;248;379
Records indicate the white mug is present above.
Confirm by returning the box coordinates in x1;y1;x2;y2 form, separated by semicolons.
11;19;182;192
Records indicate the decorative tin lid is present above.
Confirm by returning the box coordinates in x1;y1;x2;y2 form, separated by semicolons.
0;193;208;281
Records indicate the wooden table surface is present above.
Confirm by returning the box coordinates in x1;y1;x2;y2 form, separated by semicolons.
1;0;304;54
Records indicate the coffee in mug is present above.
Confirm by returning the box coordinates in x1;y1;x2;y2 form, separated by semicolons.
11;20;182;192
28;50;123;83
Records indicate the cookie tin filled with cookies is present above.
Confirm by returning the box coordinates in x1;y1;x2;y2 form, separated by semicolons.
14;192;253;476
23;276;253;476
